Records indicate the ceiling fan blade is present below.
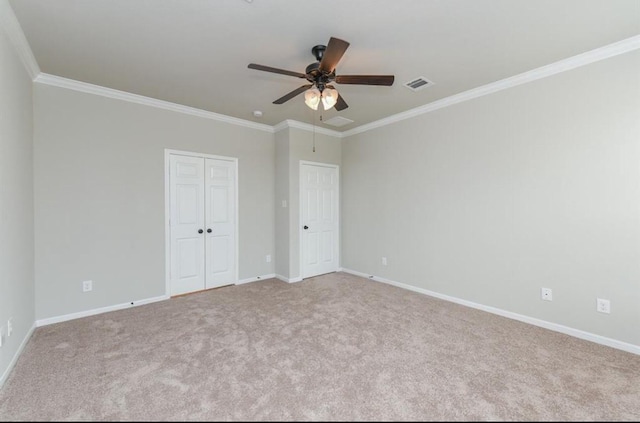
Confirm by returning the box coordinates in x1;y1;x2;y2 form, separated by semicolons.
335;93;349;111
326;84;348;111
273;84;313;104
248;63;306;78
319;37;350;74
335;75;395;86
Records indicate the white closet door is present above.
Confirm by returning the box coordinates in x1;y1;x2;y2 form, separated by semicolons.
301;163;339;278
205;158;236;288
169;155;205;296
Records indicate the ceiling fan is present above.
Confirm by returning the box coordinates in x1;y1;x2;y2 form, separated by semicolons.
248;37;394;111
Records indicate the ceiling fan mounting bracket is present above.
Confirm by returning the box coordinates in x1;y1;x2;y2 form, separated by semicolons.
311;44;326;62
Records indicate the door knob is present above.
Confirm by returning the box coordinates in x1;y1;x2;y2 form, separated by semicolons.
303;225;309;230
198;229;204;234
207;229;212;233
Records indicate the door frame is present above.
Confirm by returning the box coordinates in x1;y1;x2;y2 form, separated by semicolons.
164;149;239;297
299;160;340;279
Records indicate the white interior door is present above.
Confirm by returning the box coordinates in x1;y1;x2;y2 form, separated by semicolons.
169;155;205;296
168;152;237;296
205;158;236;288
301;162;339;278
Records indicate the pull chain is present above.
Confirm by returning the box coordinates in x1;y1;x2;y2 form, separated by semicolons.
310;108;323;153
310;108;316;153
313;114;324;153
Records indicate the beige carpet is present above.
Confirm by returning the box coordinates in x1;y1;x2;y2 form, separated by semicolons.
1;272;639;421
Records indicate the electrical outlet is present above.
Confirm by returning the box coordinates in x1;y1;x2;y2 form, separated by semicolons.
7;318;13;337
0;326;4;348
597;298;611;314
541;288;553;301
265;254;271;263
282;200;287;208
381;257;387;266
82;280;93;292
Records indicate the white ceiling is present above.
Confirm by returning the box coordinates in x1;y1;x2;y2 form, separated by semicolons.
10;0;640;131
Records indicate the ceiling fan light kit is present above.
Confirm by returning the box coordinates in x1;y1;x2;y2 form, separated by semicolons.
304;87;338;111
304;87;321;110
321;88;338;110
248;37;394;112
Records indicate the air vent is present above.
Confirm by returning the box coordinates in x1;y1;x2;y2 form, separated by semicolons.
404;76;434;92
323;116;354;127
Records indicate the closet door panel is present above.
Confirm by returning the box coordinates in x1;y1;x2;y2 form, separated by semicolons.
169;155;206;296
205;158;236;288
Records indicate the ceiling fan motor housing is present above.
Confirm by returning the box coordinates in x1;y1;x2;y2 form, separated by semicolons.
305;54;336;91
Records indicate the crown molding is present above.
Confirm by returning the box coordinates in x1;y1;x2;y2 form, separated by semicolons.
27;33;640;140
34;72;344;138
274;119;343;138
0;0;40;80
34;73;275;134
343;34;640;137
272;121;289;133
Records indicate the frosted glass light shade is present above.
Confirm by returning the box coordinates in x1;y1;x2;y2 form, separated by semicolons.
321;88;338;110
304;88;321;110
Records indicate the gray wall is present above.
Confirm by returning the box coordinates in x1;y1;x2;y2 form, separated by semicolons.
0;21;35;382
274;129;290;278
342;50;640;346
34;84;275;320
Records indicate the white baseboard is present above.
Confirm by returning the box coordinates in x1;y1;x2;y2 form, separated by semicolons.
275;274;303;283
341;268;640;356
0;323;36;388
35;295;170;327
237;273;276;285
